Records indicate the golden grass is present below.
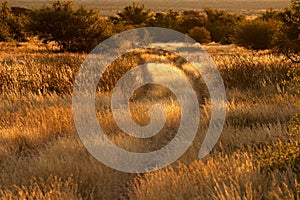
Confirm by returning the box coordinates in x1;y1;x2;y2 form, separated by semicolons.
0;41;299;199
129;152;298;200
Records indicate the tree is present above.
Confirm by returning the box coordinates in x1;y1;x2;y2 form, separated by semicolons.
204;8;244;44
188;27;211;44
0;3;10;42
0;1;27;42
117;2;152;26
272;0;300;63
180;10;207;33
148;10;183;32
233;19;280;50
28;0;112;52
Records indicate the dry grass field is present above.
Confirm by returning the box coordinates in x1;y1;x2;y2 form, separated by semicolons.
0;40;299;199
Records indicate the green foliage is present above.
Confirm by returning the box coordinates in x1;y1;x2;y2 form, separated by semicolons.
0;1;12;41
180;10;207;33
28;1;112;52
0;20;10;41
0;1;27;42
0;0;299;54
148;10;182;32
111;3;154;34
117;2;152;26
272;0;300;63
204;8;244;44
188;26;211;44
233;19;280;50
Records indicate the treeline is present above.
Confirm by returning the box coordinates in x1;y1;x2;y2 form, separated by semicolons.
0;0;299;57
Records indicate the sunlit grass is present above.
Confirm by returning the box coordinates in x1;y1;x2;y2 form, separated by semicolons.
0;41;299;199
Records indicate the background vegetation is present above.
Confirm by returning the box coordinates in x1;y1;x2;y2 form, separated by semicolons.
0;0;299;56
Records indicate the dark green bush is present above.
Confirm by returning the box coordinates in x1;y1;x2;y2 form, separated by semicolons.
188;26;211;44
28;0;112;52
204;8;244;44
0;21;10;41
233;19;280;50
272;0;300;63
148;10;183;32
117;2;152;26
0;1;27;42
180;10;207;33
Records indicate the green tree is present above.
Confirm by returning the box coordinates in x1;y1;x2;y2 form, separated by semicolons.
0;1;27;42
204;8;244;44
0;5;10;41
180;10;207;33
148;10;183;32
117;2;152;26
233;19;280;50
272;0;300;63
188;26;211;44
28;1;111;52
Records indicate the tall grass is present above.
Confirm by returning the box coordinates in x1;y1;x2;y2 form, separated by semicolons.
0;44;295;96
0;42;299;199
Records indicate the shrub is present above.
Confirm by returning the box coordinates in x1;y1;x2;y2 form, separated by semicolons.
204;8;244;44
117;2;152;27
272;0;300;63
28;0;112;52
180;10;207;33
0;21;10;41
148;10;183;32
188;26;211;44
0;1;27;42
233;19;280;50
